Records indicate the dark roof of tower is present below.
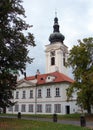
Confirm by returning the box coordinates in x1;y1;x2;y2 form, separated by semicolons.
49;16;65;44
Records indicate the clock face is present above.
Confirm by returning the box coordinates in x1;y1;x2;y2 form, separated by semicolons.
50;51;55;56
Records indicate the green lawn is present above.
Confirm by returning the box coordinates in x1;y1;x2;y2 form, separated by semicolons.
0;118;90;130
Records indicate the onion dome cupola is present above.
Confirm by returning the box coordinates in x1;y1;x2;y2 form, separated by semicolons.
49;16;65;44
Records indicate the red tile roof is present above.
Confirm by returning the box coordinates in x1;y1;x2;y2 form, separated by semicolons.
26;71;74;85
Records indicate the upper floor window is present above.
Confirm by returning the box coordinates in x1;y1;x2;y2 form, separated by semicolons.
22;90;26;99
15;91;19;99
46;88;51;97
30;90;33;98
38;89;42;98
55;88;60;97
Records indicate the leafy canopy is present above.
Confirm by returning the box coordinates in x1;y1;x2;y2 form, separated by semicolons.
0;0;35;109
67;37;93;114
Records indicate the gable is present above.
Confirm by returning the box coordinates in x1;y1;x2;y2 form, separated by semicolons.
17;79;35;88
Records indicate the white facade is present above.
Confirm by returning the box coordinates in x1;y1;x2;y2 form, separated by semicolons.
7;78;79;115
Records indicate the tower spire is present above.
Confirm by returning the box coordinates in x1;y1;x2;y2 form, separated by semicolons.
49;14;65;44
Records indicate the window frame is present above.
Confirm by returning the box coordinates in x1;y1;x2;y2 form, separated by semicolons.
46;104;51;113
54;104;61;113
22;90;26;99
21;104;26;112
37;104;42;113
15;91;19;99
29;90;33;98
28;104;33;112
55;88;60;97
38;89;42;98
14;104;19;112
46;88;51;98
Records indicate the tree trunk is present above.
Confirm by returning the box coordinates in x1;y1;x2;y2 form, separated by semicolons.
3;107;6;113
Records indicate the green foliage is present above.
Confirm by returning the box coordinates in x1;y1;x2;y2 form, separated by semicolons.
67;37;93;114
0;0;35;109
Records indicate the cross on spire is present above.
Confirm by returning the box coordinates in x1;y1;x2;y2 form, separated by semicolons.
55;10;57;17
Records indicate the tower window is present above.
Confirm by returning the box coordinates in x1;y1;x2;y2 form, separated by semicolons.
63;52;66;66
50;51;55;56
51;57;55;65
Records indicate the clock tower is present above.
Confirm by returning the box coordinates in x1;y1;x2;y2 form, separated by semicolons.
45;16;68;75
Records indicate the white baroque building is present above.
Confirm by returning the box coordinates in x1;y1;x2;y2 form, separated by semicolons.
7;16;79;115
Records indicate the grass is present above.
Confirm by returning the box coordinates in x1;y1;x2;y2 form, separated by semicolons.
1;113;93;121
0;118;90;130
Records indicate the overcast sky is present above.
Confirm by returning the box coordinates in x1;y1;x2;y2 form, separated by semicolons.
21;0;93;77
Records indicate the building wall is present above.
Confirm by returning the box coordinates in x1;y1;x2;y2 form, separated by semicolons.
6;82;78;115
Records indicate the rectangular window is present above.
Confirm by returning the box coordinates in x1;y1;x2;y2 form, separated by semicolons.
28;104;33;112
46;104;51;113
30;90;33;98
46;88;51;97
21;104;26;112
22;91;26;99
54;104;61;113
8;106;13;112
55;88;60;97
38;89;42;98
37;104;42;112
14;104;19;112
15;91;19;99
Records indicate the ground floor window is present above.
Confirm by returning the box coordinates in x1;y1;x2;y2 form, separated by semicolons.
14;104;19;112
21;104;26;112
8;106;13;112
28;104;33;112
46;104;51;113
37;104;42;113
54;104;61;113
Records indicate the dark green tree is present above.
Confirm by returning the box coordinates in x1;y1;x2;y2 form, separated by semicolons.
0;0;35;112
67;37;93;114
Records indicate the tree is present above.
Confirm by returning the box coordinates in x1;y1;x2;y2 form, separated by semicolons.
67;37;93;114
0;0;35;111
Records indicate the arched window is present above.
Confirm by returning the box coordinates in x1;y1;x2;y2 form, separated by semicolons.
51;57;55;65
63;52;66;66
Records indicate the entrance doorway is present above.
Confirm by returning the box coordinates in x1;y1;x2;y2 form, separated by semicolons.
65;105;70;114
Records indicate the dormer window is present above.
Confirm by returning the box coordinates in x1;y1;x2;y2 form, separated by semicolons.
46;75;55;82
48;76;50;79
